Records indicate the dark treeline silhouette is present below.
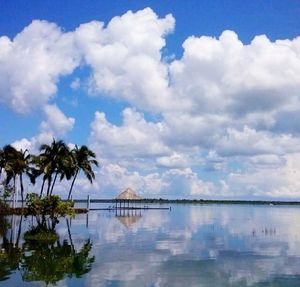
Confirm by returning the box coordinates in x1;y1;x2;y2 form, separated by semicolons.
0;139;98;204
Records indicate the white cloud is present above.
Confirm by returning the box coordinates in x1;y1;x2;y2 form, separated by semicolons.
90;108;170;165
97;163;166;197
11;138;34;153
40;104;75;137
4;9;300;199
225;153;300;199
163;113;229;148
87;104;300;199
0;20;80;113
162;168;215;198
216;126;300;157
12;104;75;153
85;161;217;199
156;152;191;169
70;77;81;90
248;154;285;168
74;8;175;112
169;31;300;117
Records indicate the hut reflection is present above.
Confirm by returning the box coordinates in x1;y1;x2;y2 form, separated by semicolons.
115;210;142;229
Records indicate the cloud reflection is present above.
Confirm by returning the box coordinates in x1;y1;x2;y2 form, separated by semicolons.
2;205;300;286
80;205;300;286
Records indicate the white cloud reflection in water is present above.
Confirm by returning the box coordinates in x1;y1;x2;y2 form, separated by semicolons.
2;204;300;287
71;204;300;287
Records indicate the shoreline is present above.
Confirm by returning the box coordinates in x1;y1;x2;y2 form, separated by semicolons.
0;207;88;216
2;198;300;216
71;198;300;206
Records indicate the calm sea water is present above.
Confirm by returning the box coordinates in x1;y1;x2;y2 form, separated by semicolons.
1;203;300;286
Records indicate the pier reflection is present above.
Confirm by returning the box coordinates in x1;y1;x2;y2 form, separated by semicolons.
115;208;142;229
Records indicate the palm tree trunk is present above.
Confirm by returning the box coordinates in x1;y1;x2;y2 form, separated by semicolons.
50;172;58;196
13;176;16;208
19;173;24;207
66;218;75;252
68;170;78;200
10;215;14;243
40;178;46;198
16;215;23;247
46;176;52;196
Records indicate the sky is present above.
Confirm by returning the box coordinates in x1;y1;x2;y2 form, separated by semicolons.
1;0;300;200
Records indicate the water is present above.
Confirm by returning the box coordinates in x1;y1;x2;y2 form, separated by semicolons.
1;203;300;286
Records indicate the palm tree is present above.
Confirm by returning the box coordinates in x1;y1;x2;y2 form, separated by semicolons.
38;140;72;196
3;146;20;207
30;154;49;197
2;146;35;205
67;145;98;200
16;149;35;204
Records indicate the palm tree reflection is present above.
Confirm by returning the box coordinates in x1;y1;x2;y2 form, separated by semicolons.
0;215;94;285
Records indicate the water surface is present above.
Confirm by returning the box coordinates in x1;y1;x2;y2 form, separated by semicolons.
1;204;300;286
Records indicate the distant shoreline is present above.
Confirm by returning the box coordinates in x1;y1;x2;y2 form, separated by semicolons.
72;198;300;206
5;198;300;207
0;207;88;216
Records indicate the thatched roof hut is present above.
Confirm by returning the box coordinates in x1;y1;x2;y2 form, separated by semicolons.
116;188;142;200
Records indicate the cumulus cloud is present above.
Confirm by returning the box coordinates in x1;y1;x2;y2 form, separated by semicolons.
0;20;80;113
12;104;75;152
97;163;166;197
88;163;216;199
156;152;191;169
89;108;170;166
41;104;75;137
216;126;300;157
4;8;300;198
161;168;215;198
74;8;175;112
169;31;300;117
226;153;300;199
70;77;81;90
88;104;300;198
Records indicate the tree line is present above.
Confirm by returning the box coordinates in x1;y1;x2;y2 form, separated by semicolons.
0;139;98;204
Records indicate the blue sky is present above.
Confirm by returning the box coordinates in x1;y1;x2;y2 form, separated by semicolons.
1;1;300;199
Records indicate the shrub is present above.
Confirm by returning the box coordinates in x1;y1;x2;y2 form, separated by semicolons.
0;181;13;213
24;226;58;242
26;193;74;230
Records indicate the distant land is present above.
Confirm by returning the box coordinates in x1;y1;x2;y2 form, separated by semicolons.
73;198;300;205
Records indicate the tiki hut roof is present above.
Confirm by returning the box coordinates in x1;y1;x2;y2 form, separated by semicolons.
116;188;142;200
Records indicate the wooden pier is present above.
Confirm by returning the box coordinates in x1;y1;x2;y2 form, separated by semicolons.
86;189;171;212
89;206;171;211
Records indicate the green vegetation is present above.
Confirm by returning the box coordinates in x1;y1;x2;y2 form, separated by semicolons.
67;145;98;200
0;216;9;238
0;200;9;215
0;240;21;282
0;140;97;284
21;237;94;284
0;217;94;284
0;182;12;214
0;139;98;205
24;226;59;242
26;193;75;230
0;146;35;206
